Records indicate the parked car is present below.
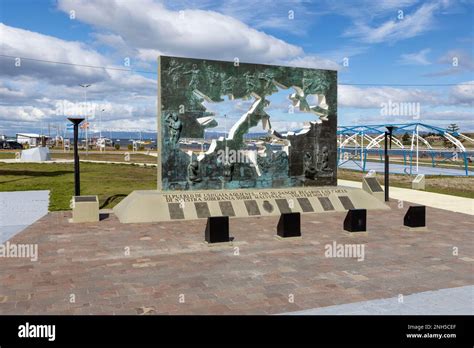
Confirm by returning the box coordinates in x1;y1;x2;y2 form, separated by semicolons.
1;140;23;149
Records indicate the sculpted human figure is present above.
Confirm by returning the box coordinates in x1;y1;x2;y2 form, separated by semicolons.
258;70;276;94
206;64;218;85
183;64;200;89
223;162;234;181
167;59;183;88
221;73;234;96
320;146;330;171
165;112;182;144
304;152;317;179
243;71;256;95
187;160;202;183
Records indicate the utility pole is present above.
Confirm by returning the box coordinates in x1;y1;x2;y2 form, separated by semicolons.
100;108;105;139
79;84;91;155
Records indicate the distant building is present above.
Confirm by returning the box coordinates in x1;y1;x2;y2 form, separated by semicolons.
16;133;49;147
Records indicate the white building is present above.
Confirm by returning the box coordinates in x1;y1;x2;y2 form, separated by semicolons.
16;133;49;147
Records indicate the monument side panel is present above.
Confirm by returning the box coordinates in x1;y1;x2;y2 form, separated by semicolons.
157;56;162;191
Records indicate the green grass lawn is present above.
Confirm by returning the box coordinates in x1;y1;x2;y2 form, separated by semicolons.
338;169;474;199
0;162;156;211
0;162;472;211
0;152;16;159
50;152;157;163
0;150;157;163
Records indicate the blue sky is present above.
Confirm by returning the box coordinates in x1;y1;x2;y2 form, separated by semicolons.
0;0;473;136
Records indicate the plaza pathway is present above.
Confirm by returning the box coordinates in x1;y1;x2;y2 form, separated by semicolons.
1;201;472;315
339;179;474;215
0;190;49;243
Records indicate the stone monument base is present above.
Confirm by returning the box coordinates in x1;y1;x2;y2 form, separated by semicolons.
113;186;389;223
20;147;51;162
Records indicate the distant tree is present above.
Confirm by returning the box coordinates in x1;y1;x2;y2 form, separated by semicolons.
444;123;463;149
421;132;433;138
402;132;410;144
447;123;460;134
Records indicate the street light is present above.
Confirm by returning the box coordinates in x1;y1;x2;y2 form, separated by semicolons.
97;107;106;152
99;108;105;139
68;117;85;196
79;84;91;155
384;125;397;202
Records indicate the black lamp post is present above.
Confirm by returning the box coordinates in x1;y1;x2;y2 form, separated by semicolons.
384;125;397;202
68;117;85;196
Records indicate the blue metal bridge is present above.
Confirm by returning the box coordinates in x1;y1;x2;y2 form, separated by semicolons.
337;122;473;176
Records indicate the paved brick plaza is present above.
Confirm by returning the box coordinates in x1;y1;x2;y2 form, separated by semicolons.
0;202;472;315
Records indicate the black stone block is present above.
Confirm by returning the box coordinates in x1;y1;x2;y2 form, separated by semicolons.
205;216;230;243
404;205;426;228
344;209;366;232
277;213;301;238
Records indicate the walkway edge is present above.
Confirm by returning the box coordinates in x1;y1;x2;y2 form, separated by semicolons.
339;179;474;215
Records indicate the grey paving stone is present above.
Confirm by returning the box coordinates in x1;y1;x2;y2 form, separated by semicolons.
0;190;49;243
284;286;474;315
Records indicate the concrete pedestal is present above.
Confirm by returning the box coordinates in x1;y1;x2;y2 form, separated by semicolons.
113;186;389;223
362;176;384;201
72;196;99;223
20;147;51;162
412;174;425;190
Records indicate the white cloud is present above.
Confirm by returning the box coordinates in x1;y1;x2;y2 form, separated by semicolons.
339;80;474;130
102;117;156;132
282;55;340;70
439;49;474;70
0;22;158;132
0;105;50;122
0;12;332;135
0;94;157;133
398;48;431;65
166;0;317;36
424;110;474;121
57;0;303;63
424;49;474;77
0;23;156;93
1;0;470;135
343;1;444;44
0;85;26;100
450;81;474;106
339;81;474;110
92;33;128;50
326;0;421;19
350;108;474;131
136;49;165;62
0;23;112;85
338;85;439;108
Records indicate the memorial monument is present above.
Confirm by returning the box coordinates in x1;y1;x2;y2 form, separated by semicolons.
114;56;388;223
